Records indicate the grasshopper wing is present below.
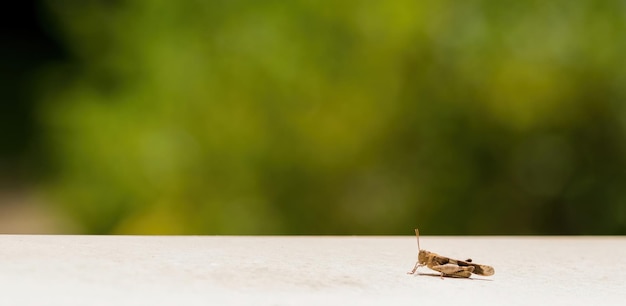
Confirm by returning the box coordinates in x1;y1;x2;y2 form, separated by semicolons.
456;259;494;276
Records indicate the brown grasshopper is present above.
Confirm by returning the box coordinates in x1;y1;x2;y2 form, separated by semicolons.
407;229;495;279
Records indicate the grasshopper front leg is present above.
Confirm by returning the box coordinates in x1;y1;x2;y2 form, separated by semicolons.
429;264;475;279
407;261;424;275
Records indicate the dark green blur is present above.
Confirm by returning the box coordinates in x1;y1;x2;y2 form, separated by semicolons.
28;1;626;234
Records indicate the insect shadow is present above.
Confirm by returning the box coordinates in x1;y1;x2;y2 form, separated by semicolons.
412;272;494;281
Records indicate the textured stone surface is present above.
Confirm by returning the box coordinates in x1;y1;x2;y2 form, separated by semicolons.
0;235;623;305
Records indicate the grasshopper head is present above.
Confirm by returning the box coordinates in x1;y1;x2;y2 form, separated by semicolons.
418;250;431;265
414;229;431;264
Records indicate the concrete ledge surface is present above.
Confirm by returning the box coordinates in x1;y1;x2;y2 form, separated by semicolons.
0;235;624;305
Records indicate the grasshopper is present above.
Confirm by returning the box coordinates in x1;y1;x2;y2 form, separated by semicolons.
407;229;495;279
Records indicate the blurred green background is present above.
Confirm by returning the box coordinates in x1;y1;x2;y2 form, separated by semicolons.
2;0;626;235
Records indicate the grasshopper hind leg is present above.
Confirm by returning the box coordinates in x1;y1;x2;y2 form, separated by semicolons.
431;264;475;279
443;270;473;278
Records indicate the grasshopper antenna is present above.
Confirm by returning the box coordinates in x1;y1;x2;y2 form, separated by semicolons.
407;228;423;275
414;228;421;251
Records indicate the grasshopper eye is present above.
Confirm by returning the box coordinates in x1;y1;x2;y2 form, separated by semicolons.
465;259;472;262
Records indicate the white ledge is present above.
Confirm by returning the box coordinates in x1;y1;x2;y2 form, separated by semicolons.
0;235;623;305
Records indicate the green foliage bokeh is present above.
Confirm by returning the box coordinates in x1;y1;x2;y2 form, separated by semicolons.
40;0;626;234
